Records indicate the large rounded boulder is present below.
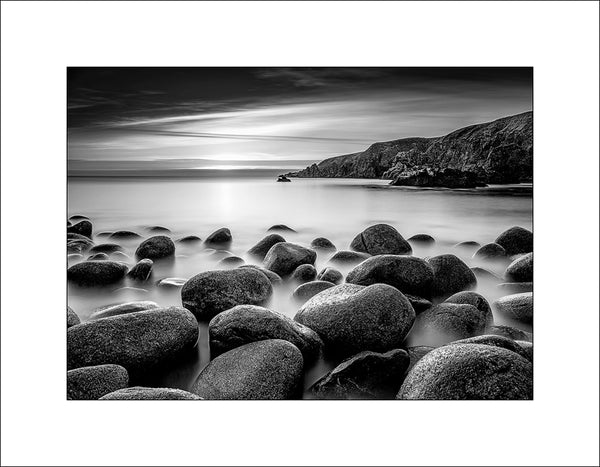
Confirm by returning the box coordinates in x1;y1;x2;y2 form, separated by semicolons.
427;254;477;298
294;283;415;357
181;268;273;320
311;237;336;251
127;259;153;281
100;387;201;400
67;220;93;238
291;264;317;283
67;364;129;400
67;261;128;287
263;242;316;277
495;226;533;256
504;252;533;282
191;339;304;400
135;235;175;260
397;343;533;399
247;233;285;260
350;224;412;256
473;242;507;260
317;267;343;285
414;303;488;346
238;265;282;285
67;307;199;376
209;305;322;360
444;291;493;327
493;292;533;325
346;255;434;299
205;227;232;245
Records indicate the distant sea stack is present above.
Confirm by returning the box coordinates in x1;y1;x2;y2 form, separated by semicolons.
289;112;532;187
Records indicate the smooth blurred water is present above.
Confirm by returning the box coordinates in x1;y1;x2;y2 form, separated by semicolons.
67;176;532;394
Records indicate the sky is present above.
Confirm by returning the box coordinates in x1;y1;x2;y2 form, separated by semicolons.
67;67;532;172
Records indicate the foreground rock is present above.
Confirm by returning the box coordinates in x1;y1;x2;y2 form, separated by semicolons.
135;235;175;260
346;255;434;299
100;387;201;400
205;227;232;245
495;226;533;256
428;254;477;298
317;267;343;284
311;237;336;250
67;307;199;376
67;220;93;238
294;284;415;357
67;364;128;400
67;261;128;287
89;301;159;320
127;259;153;281
445;291;493;326
238;265;283;285
209;305;322;360
247;234;285;260
398;343;533;399
328;250;370;265
350;223;412;256
292;281;336;304
447;335;532;362
311;349;409;399
473;242;507;260
181;268;273;320
67;306;80;328
504;252;533;282
415;303;487;346
263;242;316;277
487;324;532;342
493;292;533;325
291;264;317;283
191;339;304;399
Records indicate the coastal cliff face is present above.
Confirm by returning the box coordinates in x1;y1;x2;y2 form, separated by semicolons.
291;112;532;185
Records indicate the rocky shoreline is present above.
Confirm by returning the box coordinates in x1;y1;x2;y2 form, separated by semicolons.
67;217;533;400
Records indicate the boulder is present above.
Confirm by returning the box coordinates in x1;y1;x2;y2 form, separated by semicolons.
67;307;199;376
294;283;415;357
328;250;370;265
67;306;80;328
247;234;285;260
67;220;92;238
147;226;171;234
350;223;412;255
310;237;336;250
447;335;531;361
181;268;273;320
453;240;481;251
238;265;282;285
504;252;533;282
87;252;109;261
67;261;128;287
291;264;317;283
317;267;343;285
487;324;531;342
263;242;316;277
445;291;493;326
497;282;533;294
109;231;142;240
407;234;435;245
67;364;128;400
292;281;336;304
127;259;153;281
157;277;187;289
88;301;159;321
495;226;533;256
209;305;322;360
473;242;507;260
135;235;175;260
311;349;410;399
267;224;296;233
493;292;533;325
346;255;434;299
428;254;477;298
69;215;89;222
217;256;245;268
397;343;533;399
415;303;487;346
205;227;232;245
100;387;201;400
191;339;304;400
177;235;202;243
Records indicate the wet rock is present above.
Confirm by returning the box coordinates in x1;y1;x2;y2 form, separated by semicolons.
311;349;410;399
100;387;201;400
445;291;493;326
67;261;128;287
291;264;317;282
505;252;533;282
317;267;343;285
311;237;336;250
350;223;412;256
135;235;175;260
267;224;296;233
407;234;435;245
346;255;434;299
109;231;142;240
157;277;187;289
87;252;109;261
328;250;370;265
217;256;245;268
497;282;533;294
205;227;232;245
209;305;322;360
405;295;432;314
177;235;202;243
473;242;507;260
454;240;480;251
495;226;533;256
89;243;123;254
516;340;533;362
191;339;304;400
127;259;153;281
263;242;316;277
67;238;94;254
147;226;171;234
294;283;415;357
406;346;434;373
181;268;273;320
67;306;80;328
447;335;531;361
292;281;336;304
471;267;502;283
398;343;533;399
247;233;285;260
415;303;487;346
89;301;159;321
68;220;93;238
67;307;199;376
238;265;282;285
487;324;531;342
493;292;533;324
69;215;89;222
67;364;128;400
428;254;477;298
